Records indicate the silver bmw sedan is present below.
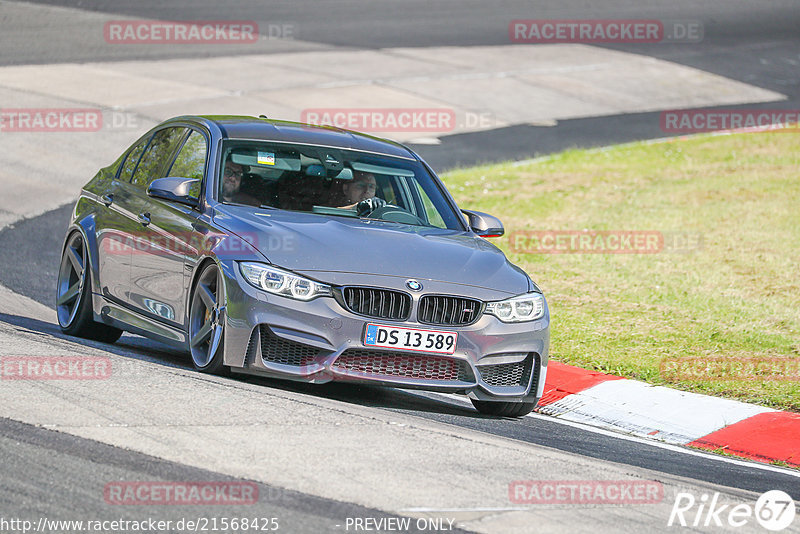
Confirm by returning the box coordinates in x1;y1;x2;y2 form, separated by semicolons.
56;115;549;417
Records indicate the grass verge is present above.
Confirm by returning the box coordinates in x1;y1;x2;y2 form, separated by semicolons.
442;131;800;412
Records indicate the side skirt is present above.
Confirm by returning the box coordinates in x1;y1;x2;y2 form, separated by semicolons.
92;293;187;351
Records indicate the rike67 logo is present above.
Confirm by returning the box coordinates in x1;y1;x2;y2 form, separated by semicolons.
669;490;796;531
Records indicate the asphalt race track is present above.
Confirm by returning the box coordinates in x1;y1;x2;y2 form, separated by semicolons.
1;1;799;532
4;0;800;169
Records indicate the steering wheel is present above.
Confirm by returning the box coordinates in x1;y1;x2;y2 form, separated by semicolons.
364;205;426;225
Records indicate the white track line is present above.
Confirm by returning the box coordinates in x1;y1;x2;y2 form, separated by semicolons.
411;390;800;479
538;379;773;445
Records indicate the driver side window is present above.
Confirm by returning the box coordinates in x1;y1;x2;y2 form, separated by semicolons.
413;181;447;228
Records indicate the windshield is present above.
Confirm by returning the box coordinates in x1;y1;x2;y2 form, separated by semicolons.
218;140;464;230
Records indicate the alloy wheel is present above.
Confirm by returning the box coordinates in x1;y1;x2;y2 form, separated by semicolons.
56;232;87;328
189;263;226;370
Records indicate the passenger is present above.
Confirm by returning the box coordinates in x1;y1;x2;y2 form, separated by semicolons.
220;160;260;206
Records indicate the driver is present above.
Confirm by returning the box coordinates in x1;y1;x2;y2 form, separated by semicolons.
337;170;387;215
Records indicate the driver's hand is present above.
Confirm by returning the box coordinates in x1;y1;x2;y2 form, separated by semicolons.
356;197;386;215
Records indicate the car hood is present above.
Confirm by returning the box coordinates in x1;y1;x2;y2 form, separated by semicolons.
214;206;531;295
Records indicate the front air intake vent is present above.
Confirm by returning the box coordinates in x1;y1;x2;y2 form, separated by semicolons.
477;354;534;388
259;326;322;367
333;350;471;382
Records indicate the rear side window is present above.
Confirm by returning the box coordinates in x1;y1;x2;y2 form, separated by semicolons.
130;127;188;188
117;136;150;183
168;131;207;181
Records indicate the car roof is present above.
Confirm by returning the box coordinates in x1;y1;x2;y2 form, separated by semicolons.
173;115;417;160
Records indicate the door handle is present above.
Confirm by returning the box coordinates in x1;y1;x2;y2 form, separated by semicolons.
101;194;114;207
138;212;151;226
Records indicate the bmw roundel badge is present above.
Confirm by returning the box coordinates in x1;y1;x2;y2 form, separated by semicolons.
406;279;423;291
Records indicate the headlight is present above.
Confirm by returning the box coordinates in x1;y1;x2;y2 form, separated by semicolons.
239;262;332;301
484;293;546;322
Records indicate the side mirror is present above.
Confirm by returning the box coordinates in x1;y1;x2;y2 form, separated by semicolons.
461;209;504;237
147;177;200;208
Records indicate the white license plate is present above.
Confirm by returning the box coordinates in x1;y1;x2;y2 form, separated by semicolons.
363;324;458;355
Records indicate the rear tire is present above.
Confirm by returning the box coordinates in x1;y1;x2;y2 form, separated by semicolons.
471;399;536;417
56;231;123;343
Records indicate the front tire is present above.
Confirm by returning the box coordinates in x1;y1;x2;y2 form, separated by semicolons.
56;231;123;343
188;262;227;375
471;399;537;417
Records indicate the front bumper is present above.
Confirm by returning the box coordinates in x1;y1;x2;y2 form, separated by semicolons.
219;261;550;403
